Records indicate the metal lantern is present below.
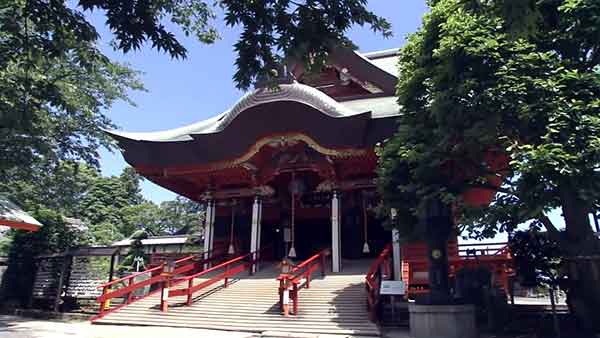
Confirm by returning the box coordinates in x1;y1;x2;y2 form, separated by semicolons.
164;259;176;274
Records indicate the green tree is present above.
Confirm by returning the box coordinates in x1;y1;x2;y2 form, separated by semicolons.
117;229;149;274
0;162;100;216
121;197;203;236
220;0;392;89
158;196;203;235
0;0;144;182
378;0;600;331
78;167;146;242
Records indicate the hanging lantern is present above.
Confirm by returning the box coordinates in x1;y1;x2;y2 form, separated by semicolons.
228;199;237;255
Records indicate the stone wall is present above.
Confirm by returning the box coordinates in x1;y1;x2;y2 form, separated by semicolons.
65;256;110;299
32;257;63;300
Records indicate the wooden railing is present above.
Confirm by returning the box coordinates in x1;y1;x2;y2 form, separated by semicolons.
365;243;392;321
457;242;511;257
162;244;272;312
277;249;330;316
402;241;513;297
93;249;224;320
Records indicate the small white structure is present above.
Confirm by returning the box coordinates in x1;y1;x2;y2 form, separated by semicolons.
111;234;200;254
0;196;42;231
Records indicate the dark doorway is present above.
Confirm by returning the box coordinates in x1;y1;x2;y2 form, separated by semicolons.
293;219;331;259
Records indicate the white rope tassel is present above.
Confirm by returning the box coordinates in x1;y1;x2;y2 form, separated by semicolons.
362;193;370;254
288;189;297;258
228;200;236;255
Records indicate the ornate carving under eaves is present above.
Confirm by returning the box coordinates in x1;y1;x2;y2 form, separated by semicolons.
182;133;367;174
198;191;214;201
253;185;275;197
316;180;338;192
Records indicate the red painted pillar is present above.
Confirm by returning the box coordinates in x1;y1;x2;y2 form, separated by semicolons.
292;284;298;315
126;278;134;304
186;279;194;306
98;286;109;315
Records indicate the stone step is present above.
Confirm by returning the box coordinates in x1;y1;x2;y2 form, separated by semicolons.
99;312;378;327
115;309;370;320
94;318;380;336
93;262;378;336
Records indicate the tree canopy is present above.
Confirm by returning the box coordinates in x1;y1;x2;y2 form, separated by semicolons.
2;0;390;189
221;0;391;89
0;163;203;250
0;0;144;182
378;0;600;331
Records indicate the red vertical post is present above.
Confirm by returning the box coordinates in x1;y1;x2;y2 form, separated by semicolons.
126;277;134;304
186;279;193;306
98;286;108;315
278;277;285;310
292;284;298;315
224;264;230;287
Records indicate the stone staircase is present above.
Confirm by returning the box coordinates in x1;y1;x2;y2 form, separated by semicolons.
93;261;380;336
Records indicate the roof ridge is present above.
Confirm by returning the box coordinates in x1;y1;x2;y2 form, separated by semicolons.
361;48;400;59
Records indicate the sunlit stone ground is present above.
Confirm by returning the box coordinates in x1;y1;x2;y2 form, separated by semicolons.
0;315;255;338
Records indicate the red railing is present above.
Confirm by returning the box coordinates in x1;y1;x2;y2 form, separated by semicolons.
277;249;330;316
402;241;514;297
365;243;392;321
161;244;272;312
93;249;224;320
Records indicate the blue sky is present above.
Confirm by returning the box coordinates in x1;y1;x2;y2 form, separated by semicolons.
92;1;429;203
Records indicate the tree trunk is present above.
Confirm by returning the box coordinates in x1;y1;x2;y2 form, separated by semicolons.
559;185;600;333
422;198;453;305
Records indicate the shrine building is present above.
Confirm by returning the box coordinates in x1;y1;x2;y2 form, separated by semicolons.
106;47;401;272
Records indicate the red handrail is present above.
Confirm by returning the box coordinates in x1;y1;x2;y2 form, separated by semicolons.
162;244;272;312
402;241;514;298
365;243;392;322
93;248;223;319
98;264;165;289
277;249;330;316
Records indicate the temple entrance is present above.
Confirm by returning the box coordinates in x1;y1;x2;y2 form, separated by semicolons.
259;170;333;261
204;140;391;272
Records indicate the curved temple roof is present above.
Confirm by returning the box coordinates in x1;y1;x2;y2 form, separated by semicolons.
105;49;402;170
106;83;400;143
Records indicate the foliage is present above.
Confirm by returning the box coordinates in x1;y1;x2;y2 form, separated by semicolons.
378;0;600;330
2;163;203;245
0;0;145;183
117;229;149;274
79;0;218;58
0;232;11;256
509;230;562;288
221;0;392;89
157;196;204;235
